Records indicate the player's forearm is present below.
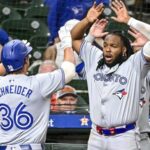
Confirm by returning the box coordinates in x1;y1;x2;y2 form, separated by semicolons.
84;34;95;43
71;18;92;41
64;48;75;64
61;47;76;83
128;18;150;40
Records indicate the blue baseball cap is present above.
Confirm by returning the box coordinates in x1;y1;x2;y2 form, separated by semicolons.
0;29;9;46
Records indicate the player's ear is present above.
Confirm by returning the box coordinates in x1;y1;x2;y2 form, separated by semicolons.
24;56;30;65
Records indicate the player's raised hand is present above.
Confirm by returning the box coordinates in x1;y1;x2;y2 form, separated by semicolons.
128;27;149;48
58;26;72;49
111;0;130;24
86;2;104;23
89;19;109;38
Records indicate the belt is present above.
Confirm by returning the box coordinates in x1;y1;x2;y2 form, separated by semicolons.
0;144;44;150
96;122;136;136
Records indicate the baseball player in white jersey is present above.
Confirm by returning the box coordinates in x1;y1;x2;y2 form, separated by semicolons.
69;2;150;150
111;1;150;149
0;33;76;149
137;75;150;150
82;17;150;150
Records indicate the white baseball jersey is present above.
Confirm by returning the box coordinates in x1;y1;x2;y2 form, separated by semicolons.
0;69;65;145
128;17;150;40
137;71;150;133
80;41;150;128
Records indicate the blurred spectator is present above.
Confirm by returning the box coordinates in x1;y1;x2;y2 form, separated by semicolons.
44;0;110;45
51;85;88;113
38;60;58;73
56;85;78;112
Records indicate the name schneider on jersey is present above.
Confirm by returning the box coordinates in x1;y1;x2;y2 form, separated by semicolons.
0;85;32;98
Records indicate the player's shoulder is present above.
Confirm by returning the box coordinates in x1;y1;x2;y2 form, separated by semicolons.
34;69;62;79
81;40;102;53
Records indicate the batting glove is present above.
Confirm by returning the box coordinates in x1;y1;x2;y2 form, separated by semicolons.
58;26;72;50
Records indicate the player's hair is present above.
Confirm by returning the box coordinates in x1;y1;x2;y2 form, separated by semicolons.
96;31;134;70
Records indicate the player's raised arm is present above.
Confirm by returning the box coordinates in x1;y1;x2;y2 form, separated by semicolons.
58;26;76;83
85;19;109;43
111;0;150;39
128;28;149;49
128;27;150;61
111;0;130;24
71;2;104;54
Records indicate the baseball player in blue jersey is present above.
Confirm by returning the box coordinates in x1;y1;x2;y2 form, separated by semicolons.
0;36;76;148
68;2;150;150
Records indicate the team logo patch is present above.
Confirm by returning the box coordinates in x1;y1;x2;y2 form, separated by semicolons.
113;89;127;100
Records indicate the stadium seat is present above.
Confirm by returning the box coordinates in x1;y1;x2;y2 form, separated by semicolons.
33;0;44;6
29;35;49;61
0;0;44;9
104;19;134;41
0;0;33;8
1;18;49;41
29;35;49;49
106;19;129;31
0;0;44;16
102;6;131;39
0;0;34;16
24;5;48;24
0;4;22;22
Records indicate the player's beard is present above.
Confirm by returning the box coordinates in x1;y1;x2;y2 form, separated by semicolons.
96;53;126;70
104;53;126;68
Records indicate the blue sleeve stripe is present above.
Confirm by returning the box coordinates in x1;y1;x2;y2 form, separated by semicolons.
60;68;65;87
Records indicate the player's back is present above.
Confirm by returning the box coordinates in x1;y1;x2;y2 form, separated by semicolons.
0;72;63;145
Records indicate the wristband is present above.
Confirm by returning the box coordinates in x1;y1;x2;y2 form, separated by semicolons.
85;34;95;43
